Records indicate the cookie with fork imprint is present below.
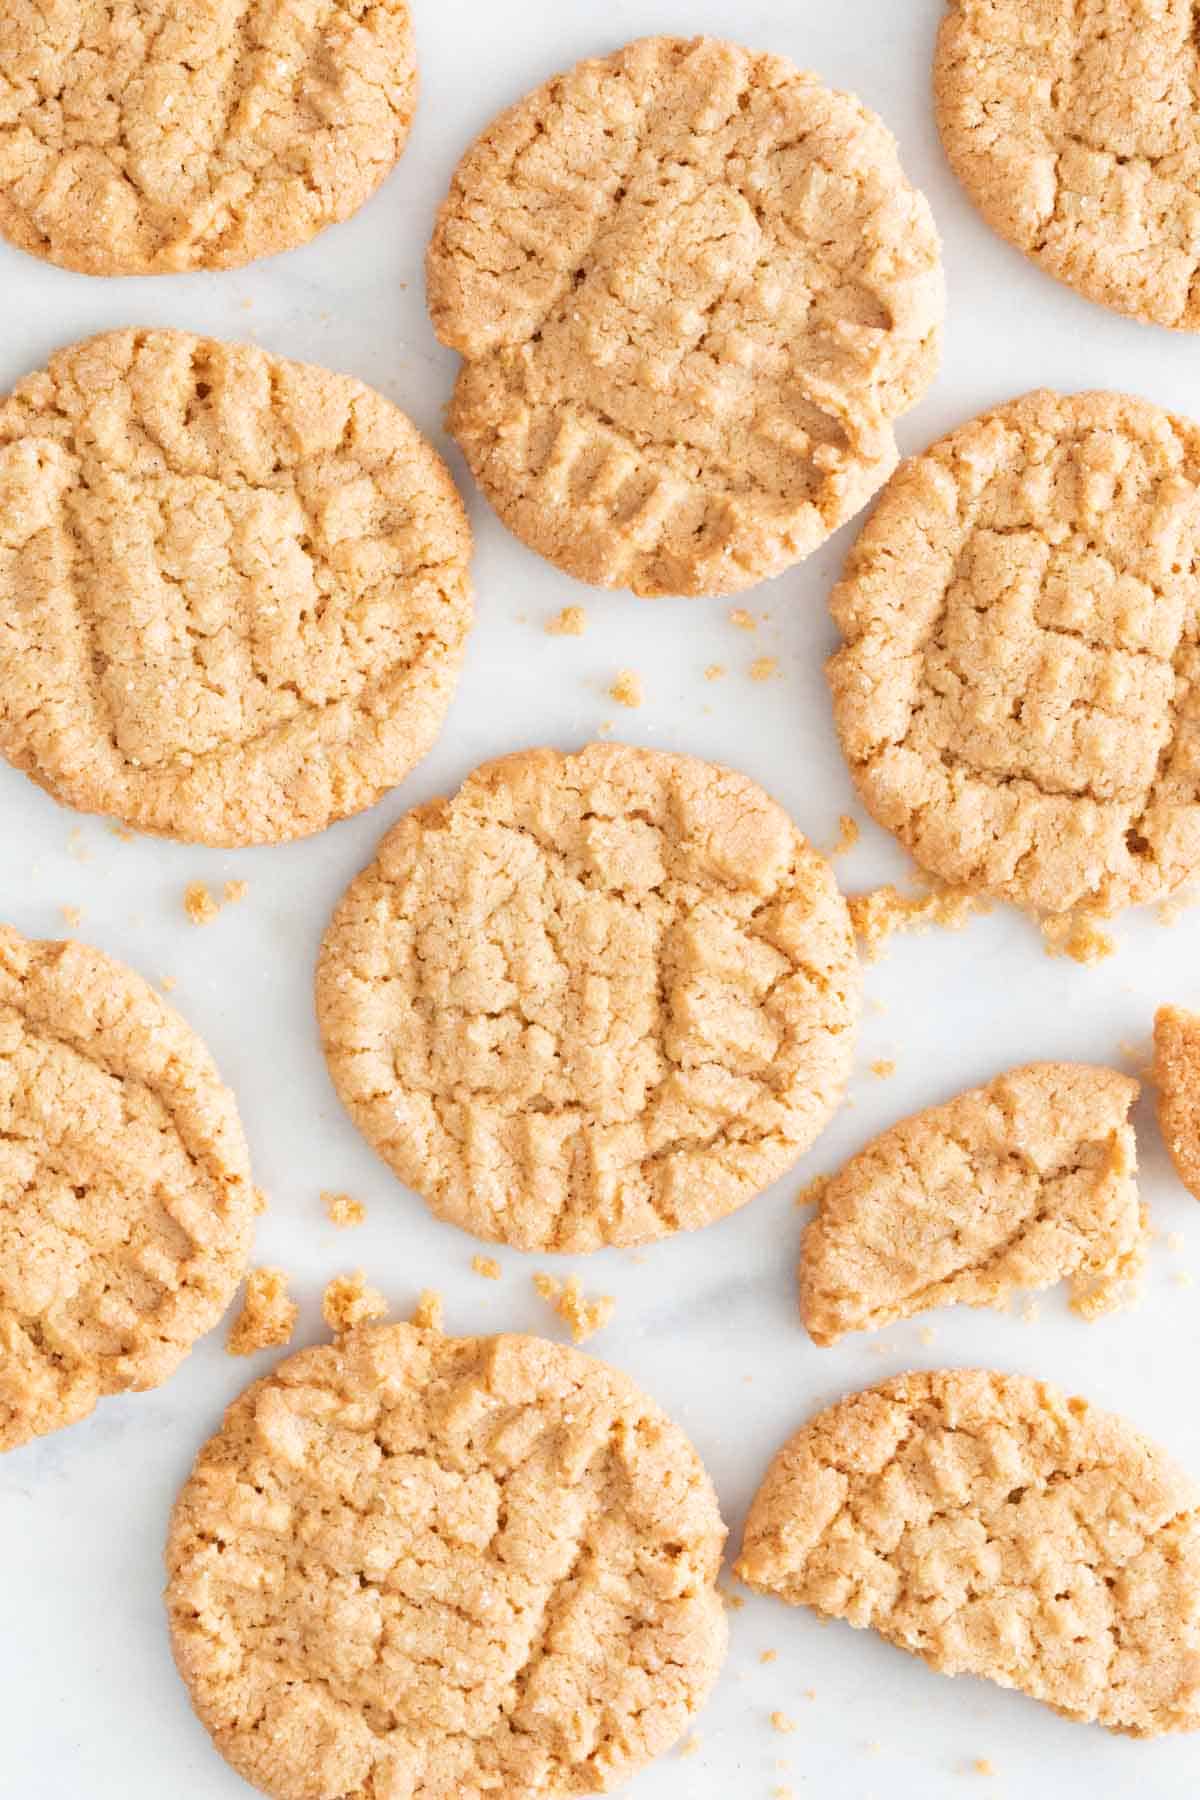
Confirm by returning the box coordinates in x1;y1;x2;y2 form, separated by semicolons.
736;1369;1200;1736
0;329;473;846
165;1320;728;1800
935;0;1200;331
828;389;1200;925
0;923;256;1452
316;743;860;1251
799;1062;1145;1346
427;34;943;597
0;0;417;274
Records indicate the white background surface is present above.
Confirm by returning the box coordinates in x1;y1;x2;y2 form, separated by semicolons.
3;2;1200;1796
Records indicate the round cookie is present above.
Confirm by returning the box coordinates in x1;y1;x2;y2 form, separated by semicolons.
317;744;860;1251
166;1320;728;1800
828;388;1200;922
427;34;943;598
736;1369;1200;1736
935;1;1200;331
0;329;473;846
0;924;256;1452
0;1;417;275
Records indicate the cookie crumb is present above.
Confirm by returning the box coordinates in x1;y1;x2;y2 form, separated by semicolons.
184;882;220;926
59;905;82;930
869;1059;895;1079
321;1189;366;1228
678;1735;701;1759
546;605;587;636
160;975;177;992
729;607;756;630
849;883;985;961
321;1271;388;1334
760;1648;778;1664
972;1760;996;1777
227;1268;298;1355
749;656;778;682
471;1254;502;1280
773;1788;794;1799
609;669;643;709
770;1711;796;1735
223;879;248;905
1042;912;1115;965
828;814;860;857
110;822;135;842
704;663;726;681
412;1288;444;1331
533;1272;615;1343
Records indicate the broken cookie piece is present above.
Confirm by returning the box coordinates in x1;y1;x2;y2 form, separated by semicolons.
1154;1006;1200;1201
227;1268;297;1356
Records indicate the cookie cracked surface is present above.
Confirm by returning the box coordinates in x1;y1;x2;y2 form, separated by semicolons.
828;389;1200;921
736;1369;1200;1737
166;1322;727;1800
427;34;942;598
0;1;417;274
799;1062;1145;1345
0;329;473;846
316;744;860;1252
935;0;1200;331
0;924;256;1452
1154;1004;1200;1200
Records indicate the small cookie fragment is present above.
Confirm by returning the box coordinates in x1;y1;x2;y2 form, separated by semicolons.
227;1268;297;1356
428;35;943;598
545;605;587;636
321;1271;388;1335
1154;1005;1200;1200
471;1254;502;1280
317;744;860;1251
534;1273;615;1344
166;1325;728;1798
799;1063;1144;1344
411;1288;443;1332
321;1189;366;1228
736;1370;1200;1736
848;884;983;961
749;657;778;683
184;883;220;927
222;880;248;906
609;670;644;709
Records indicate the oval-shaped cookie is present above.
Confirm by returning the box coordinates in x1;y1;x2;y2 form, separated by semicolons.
317;743;860;1251
736;1370;1200;1737
828;389;1200;922
0;1;417;274
166;1321;728;1800
0;924;256;1452
935;0;1200;331
1154;1004;1200;1200
427;34;943;598
800;1062;1145;1345
0;330;473;846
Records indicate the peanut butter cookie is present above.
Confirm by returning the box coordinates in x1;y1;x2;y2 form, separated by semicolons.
1154;1004;1200;1200
166;1321;728;1799
427;35;943;598
0;1;417;274
0;924;256;1452
317;744;860;1251
800;1063;1144;1345
736;1369;1200;1736
828;389;1200;924
0;329;472;846
935;0;1200;330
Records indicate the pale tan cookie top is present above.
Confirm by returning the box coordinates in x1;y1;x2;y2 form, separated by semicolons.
828;389;1200;920
317;743;860;1251
735;1369;1200;1737
0;924;256;1452
427;35;942;598
800;1063;1144;1345
1154;1005;1200;1201
0;1;417;275
166;1322;728;1800
935;0;1200;331
0;329;473;846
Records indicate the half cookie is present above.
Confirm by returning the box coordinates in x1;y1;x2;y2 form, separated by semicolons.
935;0;1200;331
317;744;860;1250
166;1321;728;1800
828;389;1200;923
799;1062;1144;1345
1154;1005;1200;1200
0;924;256;1452
0;330;473;845
736;1370;1200;1737
0;2;418;273
427;35;943;597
